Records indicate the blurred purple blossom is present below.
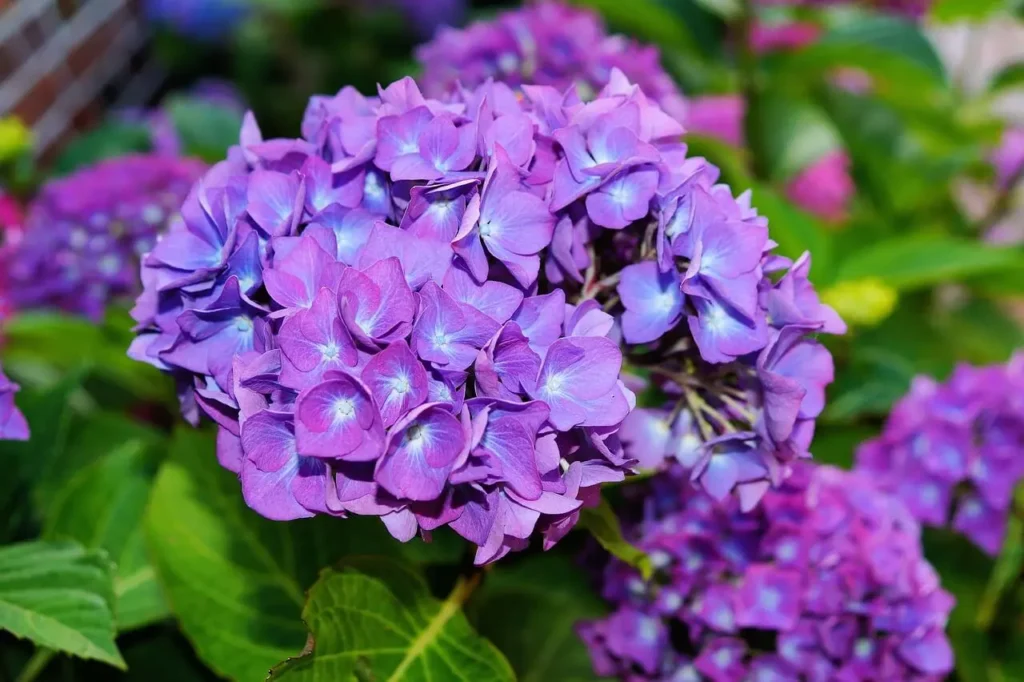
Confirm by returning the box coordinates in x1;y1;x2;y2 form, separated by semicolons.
0;364;27;441
579;464;956;681
856;356;1024;556
416;2;687;122
8;155;204;320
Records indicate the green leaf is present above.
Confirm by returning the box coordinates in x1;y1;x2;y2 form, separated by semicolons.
824;346;917;422
834;237;1020;290
43;439;168;632
53;123;152;176
752;94;841;181
778;15;946;92
3;312;173;403
932;0;1009;23
469;554;607;682
164;96;244;164
749;184;834;278
976;514;1023;629
989;61;1024;93
578;497;652;579
0;541;124;668
936;297;1024;365
567;0;698;54
145;427;448;681
268;557;515;682
809;424;877;470
690;0;740;20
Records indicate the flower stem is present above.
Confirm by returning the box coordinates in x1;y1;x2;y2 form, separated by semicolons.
736;0;766;181
16;649;54;682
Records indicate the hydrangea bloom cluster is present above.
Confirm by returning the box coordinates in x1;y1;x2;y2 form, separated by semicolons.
129;70;839;561
579;464;955;681
144;0;250;41
0;190;24;322
855;357;1024;556
785;150;855;224
416;2;687;122
8;155;204;320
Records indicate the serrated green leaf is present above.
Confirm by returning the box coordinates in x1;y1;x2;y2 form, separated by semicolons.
469;554;607;682
269;557;515;682
578;497;652;579
0;541;124;668
834;237;1020;290
43;439;168;632
145;427;453;681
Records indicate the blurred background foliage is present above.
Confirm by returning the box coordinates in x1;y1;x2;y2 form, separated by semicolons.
1;0;1023;680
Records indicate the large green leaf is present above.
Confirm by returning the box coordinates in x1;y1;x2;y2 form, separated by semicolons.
0;541;123;668
578;497;652;579
469;555;606;682
834;237;1020;290
269;558;515;681
145;427;450;681
43;439;167;632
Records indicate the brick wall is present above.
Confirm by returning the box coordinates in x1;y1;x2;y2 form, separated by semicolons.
0;0;160;160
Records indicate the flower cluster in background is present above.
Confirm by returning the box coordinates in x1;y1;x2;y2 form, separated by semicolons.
579;464;955;681
144;0;251;42
416;2;688;122
784;149;856;224
129;62;840;563
0;364;27;441
855;357;1024;556
7;155;204;321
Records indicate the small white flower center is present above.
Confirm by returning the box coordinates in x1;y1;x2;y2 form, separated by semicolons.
321;342;340;361
235;316;253;332
391;373;411;394
333;397;356;421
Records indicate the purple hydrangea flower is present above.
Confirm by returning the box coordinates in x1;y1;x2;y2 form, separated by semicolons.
416;2;687;122
579;464;956;681
9;155;204;320
129;69;838;562
855;356;1024;556
0;364;28;441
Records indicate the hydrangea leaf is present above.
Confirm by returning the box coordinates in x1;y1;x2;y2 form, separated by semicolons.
578;496;653;580
0;540;124;668
145;427;451;681
834;236;1021;291
467;554;607;682
165;96;244;164
42;439;168;632
268;557;514;682
3;312;173;403
976;511;1024;629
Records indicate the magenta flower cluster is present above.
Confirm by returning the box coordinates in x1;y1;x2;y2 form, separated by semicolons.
9;154;204;321
579;464;955;681
416;2;687;122
129;68;840;561
856;357;1024;556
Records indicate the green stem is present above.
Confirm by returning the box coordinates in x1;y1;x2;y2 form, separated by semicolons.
16;650;54;682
